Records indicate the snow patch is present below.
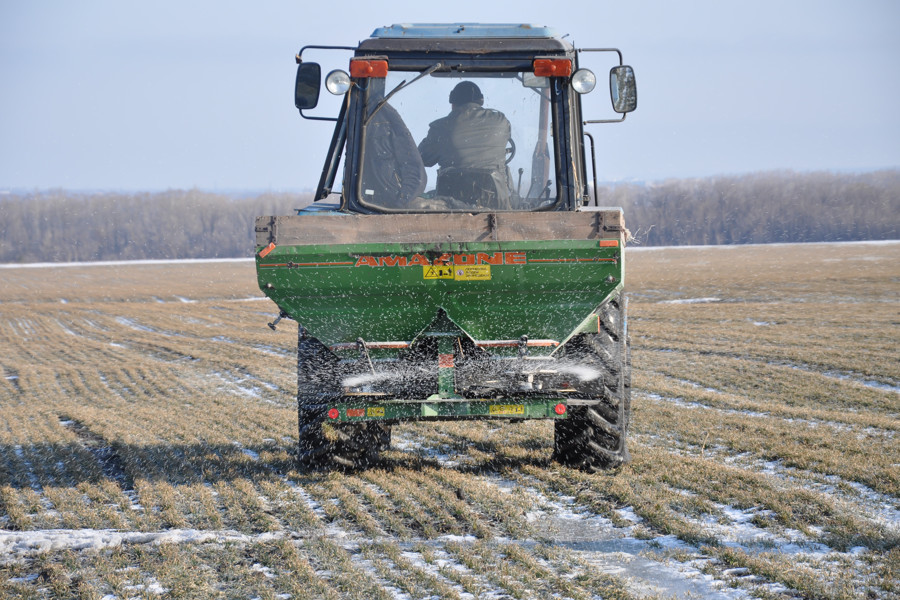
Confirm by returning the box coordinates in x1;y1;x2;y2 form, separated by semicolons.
232;442;259;461
658;297;722;305
0;528;285;563
115;317;156;334
250;562;275;578
771;360;900;393
625;239;900;252
0;257;255;269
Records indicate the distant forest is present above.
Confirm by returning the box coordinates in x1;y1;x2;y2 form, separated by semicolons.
1;170;897;263
0;190;308;263
599;169;900;247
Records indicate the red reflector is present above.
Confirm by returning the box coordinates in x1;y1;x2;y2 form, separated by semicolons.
554;403;567;415
327;408;340;420
350;59;388;78
533;59;573;77
258;242;276;258
346;408;364;418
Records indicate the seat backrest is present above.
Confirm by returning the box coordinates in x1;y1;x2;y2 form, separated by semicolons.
436;167;510;209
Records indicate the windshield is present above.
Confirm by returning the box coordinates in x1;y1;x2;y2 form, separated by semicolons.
357;71;557;212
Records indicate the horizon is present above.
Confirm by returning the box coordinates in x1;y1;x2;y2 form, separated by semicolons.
2;165;898;197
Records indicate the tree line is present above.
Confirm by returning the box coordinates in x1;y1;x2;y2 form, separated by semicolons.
0;189;310;263
0;169;897;263
598;169;899;246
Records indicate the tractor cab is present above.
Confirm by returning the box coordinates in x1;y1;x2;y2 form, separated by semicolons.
294;24;636;214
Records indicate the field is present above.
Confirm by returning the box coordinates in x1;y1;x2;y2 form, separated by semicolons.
1;242;898;599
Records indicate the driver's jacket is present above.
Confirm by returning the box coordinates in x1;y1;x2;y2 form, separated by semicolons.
418;103;510;173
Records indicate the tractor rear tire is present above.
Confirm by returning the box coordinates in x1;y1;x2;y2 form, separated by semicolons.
296;329;386;470
552;294;631;471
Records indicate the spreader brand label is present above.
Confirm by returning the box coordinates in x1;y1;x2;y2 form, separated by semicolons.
354;251;525;268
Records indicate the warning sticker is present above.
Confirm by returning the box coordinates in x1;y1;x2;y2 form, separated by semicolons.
366;407;385;418
454;265;491;280
423;265;454;279
423;265;491;280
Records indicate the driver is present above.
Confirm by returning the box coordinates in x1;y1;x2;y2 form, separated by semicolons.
418;81;511;207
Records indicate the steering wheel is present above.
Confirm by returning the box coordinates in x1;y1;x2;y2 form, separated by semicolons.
505;138;516;164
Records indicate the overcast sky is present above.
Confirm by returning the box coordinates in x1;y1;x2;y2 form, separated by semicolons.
1;1;898;191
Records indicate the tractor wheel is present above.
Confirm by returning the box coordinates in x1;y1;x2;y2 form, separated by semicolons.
552;294;631;471
296;329;385;470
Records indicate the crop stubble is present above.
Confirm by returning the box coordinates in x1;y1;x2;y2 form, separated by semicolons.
0;242;897;599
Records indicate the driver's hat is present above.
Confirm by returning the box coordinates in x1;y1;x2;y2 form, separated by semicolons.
449;81;484;106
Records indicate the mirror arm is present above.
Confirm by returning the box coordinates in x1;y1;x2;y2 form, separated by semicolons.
297;44;356;61
576;47;623;66
584;114;626;126
300;110;340;123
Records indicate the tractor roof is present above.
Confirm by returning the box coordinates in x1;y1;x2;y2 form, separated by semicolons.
370;23;560;39
359;23;572;54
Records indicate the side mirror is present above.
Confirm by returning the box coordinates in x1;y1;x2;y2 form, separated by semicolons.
609;65;637;113
295;62;322;111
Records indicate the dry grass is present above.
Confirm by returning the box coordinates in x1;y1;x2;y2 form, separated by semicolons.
1;242;898;599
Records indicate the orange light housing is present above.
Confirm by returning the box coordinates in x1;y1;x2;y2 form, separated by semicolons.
533;59;573;77
258;242;276;258
327;408;340;420
554;403;567;415
350;59;389;78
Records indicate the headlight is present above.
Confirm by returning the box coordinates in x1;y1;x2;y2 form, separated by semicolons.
325;69;351;95
571;69;597;94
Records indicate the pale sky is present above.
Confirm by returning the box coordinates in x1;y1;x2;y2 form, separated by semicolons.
1;0;898;191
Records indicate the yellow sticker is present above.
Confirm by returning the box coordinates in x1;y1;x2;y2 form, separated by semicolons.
454;265;491;281
367;406;385;417
489;404;524;416
423;265;454;279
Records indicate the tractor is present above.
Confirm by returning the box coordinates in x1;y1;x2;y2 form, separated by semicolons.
255;23;637;470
